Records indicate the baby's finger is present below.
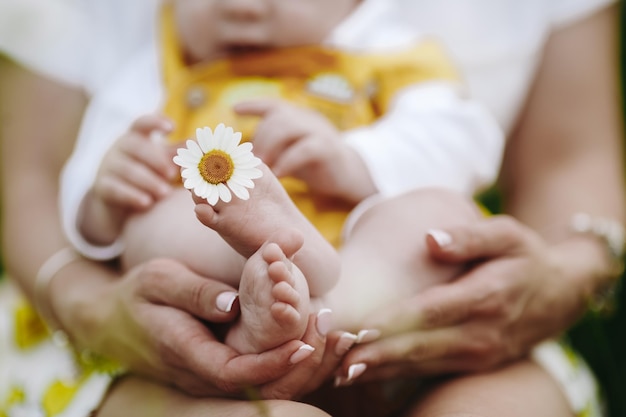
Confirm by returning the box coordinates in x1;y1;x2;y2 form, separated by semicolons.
271;139;316;177
96;175;153;210
121;136;178;181
258;312;328;399
340;326;467;375
233;98;284;117
130;114;175;136
110;154;172;200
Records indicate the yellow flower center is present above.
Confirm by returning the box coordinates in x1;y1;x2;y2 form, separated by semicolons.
198;150;234;184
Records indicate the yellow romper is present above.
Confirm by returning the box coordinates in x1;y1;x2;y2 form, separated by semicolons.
159;6;458;247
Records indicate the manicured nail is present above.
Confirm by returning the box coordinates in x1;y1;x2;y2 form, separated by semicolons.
161;119;175;132
427;229;453;247
334;363;367;387
347;363;367;381
150;130;167;144
216;292;238;313
316;308;333;336
335;332;358;355
289;344;315;365
356;329;381;344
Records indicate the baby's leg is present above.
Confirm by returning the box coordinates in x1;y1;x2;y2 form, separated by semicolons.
194;163;340;296
326;188;481;332
406;359;573;417
98;375;332;417
225;229;311;353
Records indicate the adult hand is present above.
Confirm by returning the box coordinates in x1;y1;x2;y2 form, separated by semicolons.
52;257;322;397
335;215;591;383
259;327;359;399
234;99;376;204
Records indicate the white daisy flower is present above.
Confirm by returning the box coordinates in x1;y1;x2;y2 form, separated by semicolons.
173;124;263;205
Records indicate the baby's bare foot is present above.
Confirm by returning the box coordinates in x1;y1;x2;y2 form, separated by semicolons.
194;163;340;296
225;229;310;353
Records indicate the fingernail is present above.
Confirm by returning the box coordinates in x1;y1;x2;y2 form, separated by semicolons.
335;332;358;355
334;375;348;387
161;119;175;132
427;229;453;247
150;130;166;144
289;344;315;365
316;308;333;336
334;363;367;387
347;363;367;381
159;183;172;197
356;329;380;344
216;292;238;313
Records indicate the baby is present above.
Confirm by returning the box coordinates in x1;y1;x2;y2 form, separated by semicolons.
68;0;502;354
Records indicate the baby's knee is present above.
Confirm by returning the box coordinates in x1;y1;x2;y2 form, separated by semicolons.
263;400;332;417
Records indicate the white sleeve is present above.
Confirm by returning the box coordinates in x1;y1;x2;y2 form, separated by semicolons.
550;0;616;28
60;45;163;261
0;0;90;87
344;81;504;197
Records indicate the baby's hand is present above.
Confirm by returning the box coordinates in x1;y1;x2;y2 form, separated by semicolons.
234;99;372;202
94;114;178;212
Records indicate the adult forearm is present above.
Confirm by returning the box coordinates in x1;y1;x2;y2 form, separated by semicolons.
0;57;87;301
501;4;624;305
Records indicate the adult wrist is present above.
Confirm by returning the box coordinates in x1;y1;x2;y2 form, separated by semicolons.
34;247;82;346
568;213;625;316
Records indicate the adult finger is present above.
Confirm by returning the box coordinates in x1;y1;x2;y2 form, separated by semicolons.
339;326;467;375
426;215;537;262
133;258;241;323
258;312;329;399
359;280;477;338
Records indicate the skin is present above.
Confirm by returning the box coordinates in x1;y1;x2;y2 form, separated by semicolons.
1;2;622;417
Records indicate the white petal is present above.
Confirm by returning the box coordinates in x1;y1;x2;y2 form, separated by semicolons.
177;146;202;162
228;175;254;188
213;124;226;149
197;181;211;198
233;158;262;171
231;142;253;158
184;176;203;190
173;154;196;168
217;183;232;203
228;181;251;200
186;139;204;157
223;131;242;153
197;127;213;153
206;188;220;206
180;168;200;179
174;152;200;168
235;167;263;179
